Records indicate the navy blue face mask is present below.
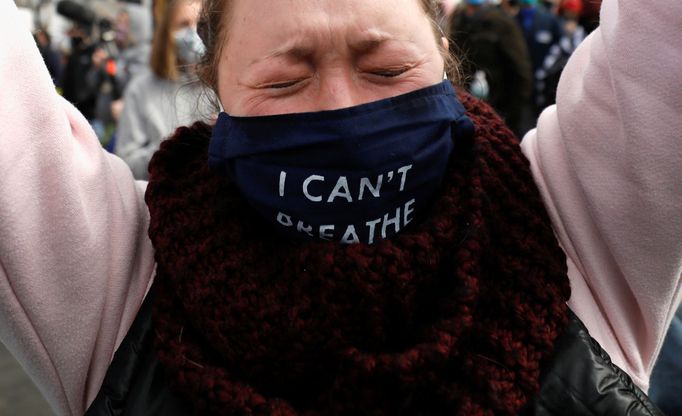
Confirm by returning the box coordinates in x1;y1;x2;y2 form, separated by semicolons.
208;80;474;244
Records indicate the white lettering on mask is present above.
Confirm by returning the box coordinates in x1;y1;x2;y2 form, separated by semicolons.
327;176;353;203
381;207;401;239
358;175;383;201
340;225;360;244
296;221;314;237
319;225;335;240
282;165;412;203
275;199;417;244
277;212;293;227
279;171;287;197
365;218;382;245
274;165;417;244
303;175;324;202
397;165;413;191
404;198;415;226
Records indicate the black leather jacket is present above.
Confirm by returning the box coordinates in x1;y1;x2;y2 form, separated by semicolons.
86;291;663;416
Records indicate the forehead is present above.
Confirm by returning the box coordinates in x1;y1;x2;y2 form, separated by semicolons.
225;0;432;46
174;0;201;16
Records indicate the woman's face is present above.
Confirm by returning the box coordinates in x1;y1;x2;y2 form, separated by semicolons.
217;0;446;116
172;0;201;32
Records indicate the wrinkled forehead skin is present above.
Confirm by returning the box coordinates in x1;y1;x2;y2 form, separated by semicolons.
222;0;436;53
215;0;445;116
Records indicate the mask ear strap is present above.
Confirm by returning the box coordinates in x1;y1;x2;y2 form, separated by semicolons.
435;24;448;81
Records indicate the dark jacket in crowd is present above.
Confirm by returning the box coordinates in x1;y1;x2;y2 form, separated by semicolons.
61;41;100;121
35;36;62;86
517;6;564;74
580;0;602;33
449;5;533;137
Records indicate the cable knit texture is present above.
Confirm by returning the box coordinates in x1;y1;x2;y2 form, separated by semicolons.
145;92;571;415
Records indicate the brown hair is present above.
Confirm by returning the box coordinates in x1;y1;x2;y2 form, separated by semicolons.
150;0;198;81
196;0;460;92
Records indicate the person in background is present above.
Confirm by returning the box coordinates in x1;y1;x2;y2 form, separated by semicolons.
115;0;211;179
448;0;533;137
580;0;601;33
114;2;153;90
34;28;63;87
540;0;560;14
556;0;585;45
86;19;124;148
60;21;99;121
535;0;585;109
1;0;681;414
85;4;154;151
514;0;564;115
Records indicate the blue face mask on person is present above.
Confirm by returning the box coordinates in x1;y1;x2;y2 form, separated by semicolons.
174;27;205;64
208;80;474;244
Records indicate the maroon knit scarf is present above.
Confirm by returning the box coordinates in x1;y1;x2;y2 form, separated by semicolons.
145;92;571;415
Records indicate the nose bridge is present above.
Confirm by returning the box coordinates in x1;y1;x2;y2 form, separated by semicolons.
316;69;358;111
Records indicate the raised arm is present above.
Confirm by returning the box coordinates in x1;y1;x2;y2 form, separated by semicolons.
521;0;682;391
0;2;156;415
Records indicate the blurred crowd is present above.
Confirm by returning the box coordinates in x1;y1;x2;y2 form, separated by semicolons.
441;0;600;137
17;0;211;179
17;0;598;178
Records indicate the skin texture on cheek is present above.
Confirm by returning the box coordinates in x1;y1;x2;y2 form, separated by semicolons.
217;0;445;116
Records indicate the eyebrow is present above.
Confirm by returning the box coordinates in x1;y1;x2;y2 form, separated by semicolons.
348;30;396;53
249;38;316;66
249;29;404;66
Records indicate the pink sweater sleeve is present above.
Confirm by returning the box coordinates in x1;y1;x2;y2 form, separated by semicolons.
521;0;682;391
0;2;156;415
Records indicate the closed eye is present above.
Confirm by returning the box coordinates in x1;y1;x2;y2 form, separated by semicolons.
372;68;410;78
264;80;302;89
368;65;413;78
